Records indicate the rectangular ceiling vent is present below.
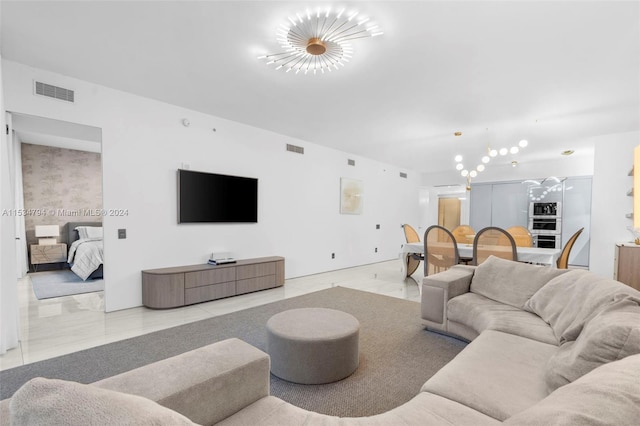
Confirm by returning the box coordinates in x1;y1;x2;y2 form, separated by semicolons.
400;172;408;178
286;144;304;154
34;81;75;103
348;159;356;166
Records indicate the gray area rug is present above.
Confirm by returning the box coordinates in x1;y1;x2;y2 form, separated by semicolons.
0;287;466;417
30;270;104;299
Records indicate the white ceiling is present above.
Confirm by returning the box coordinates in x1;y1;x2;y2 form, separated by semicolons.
1;1;638;174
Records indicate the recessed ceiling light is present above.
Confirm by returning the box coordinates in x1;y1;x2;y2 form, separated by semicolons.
561;150;575;156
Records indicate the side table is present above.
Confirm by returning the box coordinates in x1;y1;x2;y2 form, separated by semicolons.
30;243;67;272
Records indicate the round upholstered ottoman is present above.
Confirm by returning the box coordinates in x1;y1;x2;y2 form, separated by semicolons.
266;307;360;384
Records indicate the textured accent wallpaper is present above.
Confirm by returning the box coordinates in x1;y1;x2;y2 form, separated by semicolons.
21;143;102;246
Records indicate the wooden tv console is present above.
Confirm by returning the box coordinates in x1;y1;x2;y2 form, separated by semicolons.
142;256;285;309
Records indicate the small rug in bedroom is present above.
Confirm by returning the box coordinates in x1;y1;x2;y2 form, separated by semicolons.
30;270;104;300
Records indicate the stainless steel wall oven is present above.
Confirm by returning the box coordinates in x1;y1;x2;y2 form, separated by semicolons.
528;201;562;249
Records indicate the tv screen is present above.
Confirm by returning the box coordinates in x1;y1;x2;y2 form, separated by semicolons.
178;169;258;223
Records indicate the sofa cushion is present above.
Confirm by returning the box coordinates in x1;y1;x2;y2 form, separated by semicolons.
544;296;640;391
421;330;556;421
448;292;558;344
470;256;567;309
504;353;640;426
524;270;640;343
217;394;501;426
9;377;197;426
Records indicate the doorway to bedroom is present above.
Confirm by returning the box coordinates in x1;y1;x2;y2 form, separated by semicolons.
9;113;105;303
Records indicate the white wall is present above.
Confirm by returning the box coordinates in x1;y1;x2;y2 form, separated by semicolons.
0;56;21;353
2;60;421;312
589;132;639;278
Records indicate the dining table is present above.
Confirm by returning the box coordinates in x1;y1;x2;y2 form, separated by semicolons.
400;242;562;277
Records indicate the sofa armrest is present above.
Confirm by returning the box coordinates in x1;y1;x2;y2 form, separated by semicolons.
93;338;270;426
421;265;476;325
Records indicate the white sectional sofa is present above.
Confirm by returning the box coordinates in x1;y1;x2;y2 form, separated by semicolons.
3;256;640;425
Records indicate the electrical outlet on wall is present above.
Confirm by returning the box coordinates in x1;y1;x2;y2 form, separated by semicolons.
331;253;335;259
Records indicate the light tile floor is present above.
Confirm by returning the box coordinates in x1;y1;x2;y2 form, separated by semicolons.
0;259;421;372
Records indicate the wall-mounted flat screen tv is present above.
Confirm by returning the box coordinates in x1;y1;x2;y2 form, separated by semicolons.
178;169;258;223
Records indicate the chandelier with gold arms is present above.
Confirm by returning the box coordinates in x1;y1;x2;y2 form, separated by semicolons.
258;7;383;75
453;131;529;190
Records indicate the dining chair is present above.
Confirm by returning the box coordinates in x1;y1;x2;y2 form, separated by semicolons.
505;226;533;247
424;225;459;276
402;224;423;276
451;225;475;264
557;227;584;269
451;225;475;245
473;226;518;266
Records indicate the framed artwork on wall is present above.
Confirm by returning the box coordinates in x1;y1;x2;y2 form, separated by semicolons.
340;178;364;215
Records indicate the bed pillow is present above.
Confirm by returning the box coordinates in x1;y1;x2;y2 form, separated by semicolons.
76;226;103;239
75;226;89;239
85;226;103;239
10;377;197;426
469;255;567;309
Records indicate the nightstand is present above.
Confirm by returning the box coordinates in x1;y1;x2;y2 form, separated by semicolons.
30;243;67;271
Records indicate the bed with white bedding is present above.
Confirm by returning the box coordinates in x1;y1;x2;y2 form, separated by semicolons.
64;222;104;280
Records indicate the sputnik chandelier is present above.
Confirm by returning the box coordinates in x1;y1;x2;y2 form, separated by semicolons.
258;7;383;74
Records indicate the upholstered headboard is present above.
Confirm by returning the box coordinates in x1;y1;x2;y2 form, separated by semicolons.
63;221;102;245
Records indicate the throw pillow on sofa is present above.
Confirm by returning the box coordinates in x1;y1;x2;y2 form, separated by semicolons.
544;296;640;391
504;353;640;426
10;377;198;426
469;256;567;309
524;269;640;343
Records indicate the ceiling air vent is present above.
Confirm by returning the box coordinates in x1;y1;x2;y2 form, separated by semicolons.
348;159;356;166
400;172;408;178
286;144;304;154
34;81;75;103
